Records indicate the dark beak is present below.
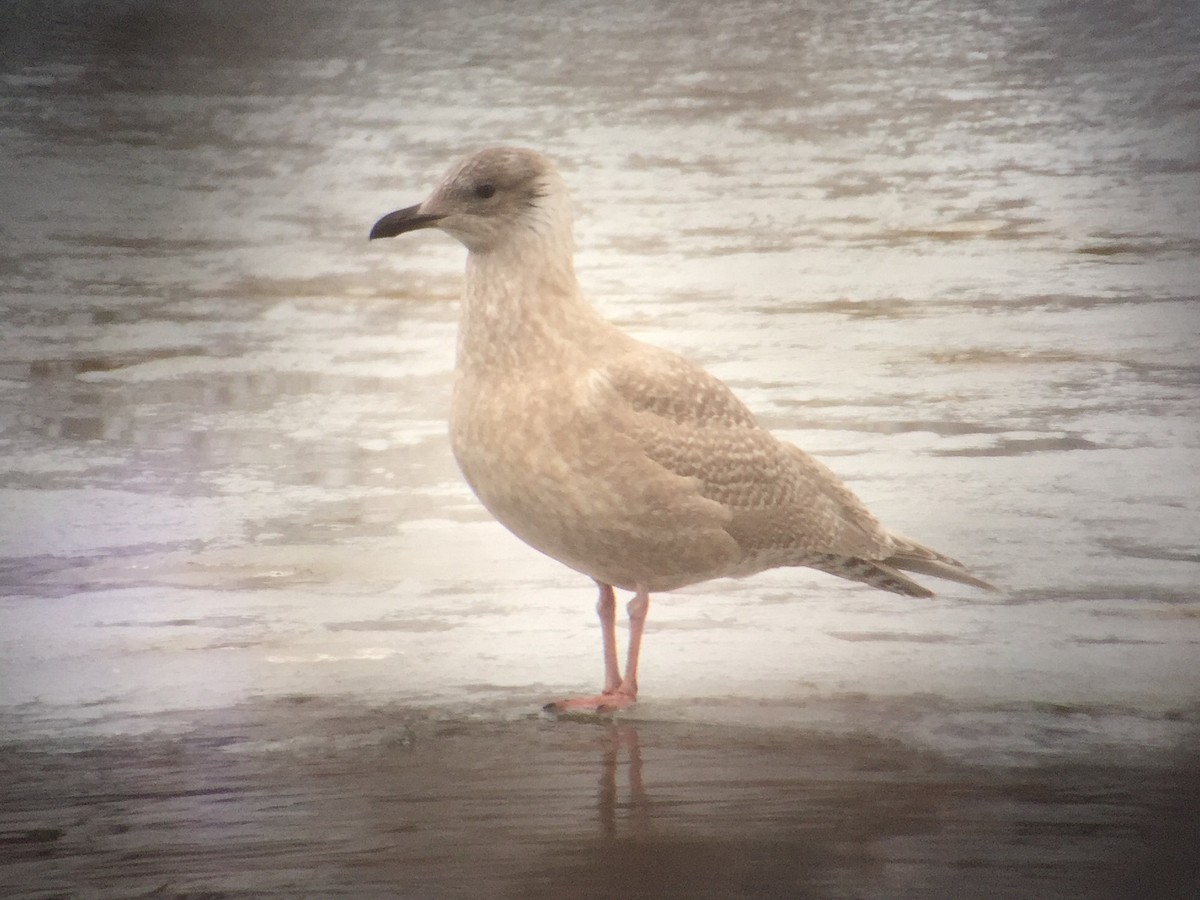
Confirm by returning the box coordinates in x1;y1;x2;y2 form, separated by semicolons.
368;204;444;240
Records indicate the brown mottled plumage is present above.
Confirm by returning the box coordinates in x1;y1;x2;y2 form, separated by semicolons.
370;147;996;710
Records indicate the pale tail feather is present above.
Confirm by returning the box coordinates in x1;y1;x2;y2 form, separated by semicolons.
884;535;1000;593
812;558;936;599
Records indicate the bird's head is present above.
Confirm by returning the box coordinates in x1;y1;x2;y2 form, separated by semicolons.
369;146;572;256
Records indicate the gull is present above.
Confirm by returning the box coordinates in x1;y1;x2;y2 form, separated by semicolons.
369;147;996;712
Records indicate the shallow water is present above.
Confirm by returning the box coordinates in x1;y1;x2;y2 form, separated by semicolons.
4;698;1198;899
2;1;1199;896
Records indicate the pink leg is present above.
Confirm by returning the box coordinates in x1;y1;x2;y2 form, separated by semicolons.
546;584;651;714
615;588;649;699
596;582;622;695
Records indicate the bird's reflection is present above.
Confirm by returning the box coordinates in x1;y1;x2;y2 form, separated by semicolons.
596;721;649;840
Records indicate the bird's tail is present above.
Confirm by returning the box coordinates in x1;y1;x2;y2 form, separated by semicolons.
809;537;999;599
883;535;1000;593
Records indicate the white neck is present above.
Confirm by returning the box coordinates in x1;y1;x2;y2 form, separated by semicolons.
456;206;612;374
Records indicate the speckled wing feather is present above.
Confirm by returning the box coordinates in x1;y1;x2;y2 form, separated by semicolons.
597;343;897;570
593;343;998;597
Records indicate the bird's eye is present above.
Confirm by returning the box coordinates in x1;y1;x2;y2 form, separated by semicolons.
474;183;496;200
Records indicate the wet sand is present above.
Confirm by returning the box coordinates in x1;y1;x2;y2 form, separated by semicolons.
3;697;1197;899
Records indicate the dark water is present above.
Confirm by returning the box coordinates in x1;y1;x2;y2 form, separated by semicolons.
2;0;1199;896
3;698;1198;899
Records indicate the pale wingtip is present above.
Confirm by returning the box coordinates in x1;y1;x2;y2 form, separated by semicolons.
884;535;1001;594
